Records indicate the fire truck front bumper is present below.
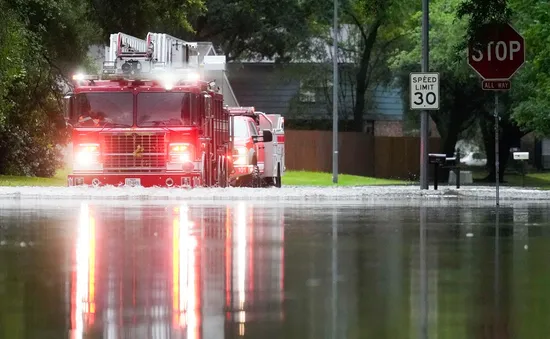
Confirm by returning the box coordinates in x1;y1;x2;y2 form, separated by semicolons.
67;173;203;188
231;165;254;177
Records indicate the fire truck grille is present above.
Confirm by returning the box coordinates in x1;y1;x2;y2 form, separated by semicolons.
101;133;166;172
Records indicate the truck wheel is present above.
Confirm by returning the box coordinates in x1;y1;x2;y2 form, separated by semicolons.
251;156;261;188
201;152;210;187
275;163;282;188
217;155;228;188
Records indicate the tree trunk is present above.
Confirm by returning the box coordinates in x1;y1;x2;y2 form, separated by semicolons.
352;20;382;132
481;115;525;183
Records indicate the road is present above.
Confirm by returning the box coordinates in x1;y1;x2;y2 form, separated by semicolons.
0;199;549;338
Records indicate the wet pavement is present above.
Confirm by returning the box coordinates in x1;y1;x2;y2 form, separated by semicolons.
0;199;549;338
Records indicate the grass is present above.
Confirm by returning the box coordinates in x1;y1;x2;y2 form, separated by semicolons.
2;167;550;188
0;169;409;187
282;170;411;186
469;166;550;189
0;168;69;187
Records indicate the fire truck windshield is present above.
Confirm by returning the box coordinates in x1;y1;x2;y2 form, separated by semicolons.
137;92;193;126
233;119;249;138
74;92;133;127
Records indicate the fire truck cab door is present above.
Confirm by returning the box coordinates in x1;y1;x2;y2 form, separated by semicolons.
260;114;284;177
248;120;265;173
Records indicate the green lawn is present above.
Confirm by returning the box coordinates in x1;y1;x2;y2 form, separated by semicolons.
0;168;69;187
2;168;550;188
282;170;411;186
0;169;409;187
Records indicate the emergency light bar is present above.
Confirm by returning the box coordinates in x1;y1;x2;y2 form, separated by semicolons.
226;106;256;115
72;73;100;81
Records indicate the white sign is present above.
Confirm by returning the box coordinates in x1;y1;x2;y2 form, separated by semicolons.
471;41;522;63
513;151;529;160
410;72;440;110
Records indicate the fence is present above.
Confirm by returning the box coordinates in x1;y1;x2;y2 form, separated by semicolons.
285;130;441;179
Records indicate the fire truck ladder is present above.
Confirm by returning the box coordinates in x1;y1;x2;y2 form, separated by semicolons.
103;32;151;76
146;32;198;70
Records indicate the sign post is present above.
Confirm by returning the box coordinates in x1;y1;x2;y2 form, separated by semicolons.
468;22;525;206
410;72;440;189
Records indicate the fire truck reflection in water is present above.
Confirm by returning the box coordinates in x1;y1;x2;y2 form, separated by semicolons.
69;202;284;338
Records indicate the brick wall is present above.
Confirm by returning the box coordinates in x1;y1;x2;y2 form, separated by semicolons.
374;120;403;137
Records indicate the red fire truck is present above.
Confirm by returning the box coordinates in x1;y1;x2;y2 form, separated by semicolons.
63;32;274;188
226;107;285;188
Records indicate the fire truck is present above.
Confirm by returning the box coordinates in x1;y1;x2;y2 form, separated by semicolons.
63;32;274;188
226;107;285;188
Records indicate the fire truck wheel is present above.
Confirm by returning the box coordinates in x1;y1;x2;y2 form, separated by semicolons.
251;156;261;188
275;163;282;188
201;152;209;187
217;155;228;188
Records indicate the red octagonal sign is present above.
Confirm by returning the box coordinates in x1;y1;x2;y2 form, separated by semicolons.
468;23;525;80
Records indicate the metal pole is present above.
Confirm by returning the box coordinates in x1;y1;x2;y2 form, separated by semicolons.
419;0;430;189
493;205;500;339
331;207;338;338
332;0;339;184
495;93;499;206
419;205;428;339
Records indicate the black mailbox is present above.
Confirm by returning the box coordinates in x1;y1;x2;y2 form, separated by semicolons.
428;153;446;165
445;156;457;167
428;153;461;190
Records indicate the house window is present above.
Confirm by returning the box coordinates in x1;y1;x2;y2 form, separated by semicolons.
299;81;316;103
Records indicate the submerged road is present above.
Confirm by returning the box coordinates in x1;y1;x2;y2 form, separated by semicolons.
1;199;550;338
0;185;549;201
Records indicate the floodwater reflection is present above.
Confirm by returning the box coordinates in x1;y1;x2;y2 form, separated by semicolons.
1;200;550;338
67;201;284;339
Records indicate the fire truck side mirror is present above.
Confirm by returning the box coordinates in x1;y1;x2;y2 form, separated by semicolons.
204;94;212;118
63;94;74;123
262;129;273;142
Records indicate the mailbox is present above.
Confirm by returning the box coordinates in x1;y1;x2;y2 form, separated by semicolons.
445;156;457;167
428;153;461;190
428;153;446;165
513;152;529;160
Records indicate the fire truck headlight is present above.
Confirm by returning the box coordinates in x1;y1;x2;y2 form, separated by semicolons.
187;72;200;81
235;147;246;155
169;143;193;163
75;143;100;165
232;147;247;165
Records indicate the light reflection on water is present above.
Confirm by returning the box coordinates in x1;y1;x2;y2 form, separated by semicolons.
0;200;549;338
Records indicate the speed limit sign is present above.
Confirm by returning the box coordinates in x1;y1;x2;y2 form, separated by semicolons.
410;72;440;110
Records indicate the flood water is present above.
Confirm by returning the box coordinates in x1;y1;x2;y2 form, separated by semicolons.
0;199;549;339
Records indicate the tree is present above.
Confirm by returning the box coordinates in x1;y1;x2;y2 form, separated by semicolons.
507;0;550;137
0;0;99;176
390;0;483;157
282;0;415;130
88;0;204;40
456;0;534;182
191;0;317;62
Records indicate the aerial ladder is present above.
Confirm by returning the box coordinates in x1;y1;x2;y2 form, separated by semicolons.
100;32;239;106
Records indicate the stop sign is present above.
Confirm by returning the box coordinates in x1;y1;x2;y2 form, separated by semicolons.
468;22;525;80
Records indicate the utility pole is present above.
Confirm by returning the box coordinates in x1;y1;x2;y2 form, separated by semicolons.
419;0;430;189
332;0;339;184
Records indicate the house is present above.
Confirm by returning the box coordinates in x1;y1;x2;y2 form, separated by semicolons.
226;62;406;136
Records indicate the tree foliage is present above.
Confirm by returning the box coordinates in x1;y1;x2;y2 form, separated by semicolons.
88;0;204;40
191;0;318;62
0;0;100;176
390;0;530;181
508;0;550;137
390;0;484;153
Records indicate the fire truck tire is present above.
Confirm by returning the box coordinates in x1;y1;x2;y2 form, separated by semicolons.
201;152;210;187
251;156;261;188
275;163;282;188
217;155;228;188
